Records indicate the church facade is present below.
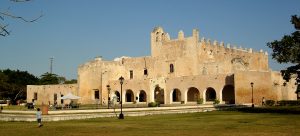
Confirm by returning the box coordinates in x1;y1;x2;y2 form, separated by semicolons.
27;27;297;106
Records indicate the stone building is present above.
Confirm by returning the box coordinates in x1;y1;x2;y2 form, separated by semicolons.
27;27;297;105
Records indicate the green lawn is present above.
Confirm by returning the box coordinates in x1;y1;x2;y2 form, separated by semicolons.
0;111;299;136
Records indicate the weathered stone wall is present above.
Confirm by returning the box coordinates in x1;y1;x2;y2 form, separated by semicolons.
78;59;103;104
271;71;297;100
234;71;276;105
27;84;78;105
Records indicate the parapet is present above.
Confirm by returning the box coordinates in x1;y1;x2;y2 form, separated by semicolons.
200;37;267;55
151;27;267;55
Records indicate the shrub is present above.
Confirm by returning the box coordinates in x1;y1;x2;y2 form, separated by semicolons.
277;100;300;106
233;107;300;114
265;100;275;106
148;102;158;107
197;98;203;104
213;99;220;104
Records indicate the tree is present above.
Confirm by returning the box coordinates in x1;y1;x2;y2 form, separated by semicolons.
0;0;42;36
39;72;59;85
0;69;39;102
267;15;300;85
65;79;77;84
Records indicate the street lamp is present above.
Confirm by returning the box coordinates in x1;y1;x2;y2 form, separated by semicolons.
119;76;124;119
250;82;254;108
106;85;111;109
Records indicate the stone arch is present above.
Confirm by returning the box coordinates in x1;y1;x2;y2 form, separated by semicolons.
171;88;181;102
222;85;235;104
139;90;147;102
206;87;216;101
125;89;134;102
114;91;120;102
187;87;200;102
154;86;164;104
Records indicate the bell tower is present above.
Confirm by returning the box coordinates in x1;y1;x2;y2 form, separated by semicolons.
151;27;165;57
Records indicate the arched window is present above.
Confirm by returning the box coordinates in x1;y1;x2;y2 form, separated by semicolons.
170;64;174;73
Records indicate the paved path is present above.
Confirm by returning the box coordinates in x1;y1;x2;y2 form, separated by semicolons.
0;105;218;122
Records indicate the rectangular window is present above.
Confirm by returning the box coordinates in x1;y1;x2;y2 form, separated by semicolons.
170;64;174;73
130;70;133;79
34;92;38;100
54;93;57;101
95;90;100;99
144;69;148;75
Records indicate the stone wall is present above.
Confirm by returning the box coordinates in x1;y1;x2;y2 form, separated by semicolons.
27;84;78;105
234;71;276;105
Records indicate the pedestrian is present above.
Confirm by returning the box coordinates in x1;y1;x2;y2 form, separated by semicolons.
0;106;3;113
262;97;266;106
36;108;43;127
32;100;36;109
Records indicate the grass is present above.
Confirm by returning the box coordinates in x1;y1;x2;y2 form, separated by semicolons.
1;111;300;136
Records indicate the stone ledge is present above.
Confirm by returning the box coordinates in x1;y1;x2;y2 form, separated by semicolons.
0;105;217;122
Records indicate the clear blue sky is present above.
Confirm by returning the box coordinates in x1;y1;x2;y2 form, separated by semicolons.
1;0;299;79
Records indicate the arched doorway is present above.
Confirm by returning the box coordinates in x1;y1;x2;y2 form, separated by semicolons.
114;91;120;102
222;85;235;104
154;86;164;104
125;90;134;102
139;90;147;102
206;87;216;101
172;89;181;102
187;87;200;102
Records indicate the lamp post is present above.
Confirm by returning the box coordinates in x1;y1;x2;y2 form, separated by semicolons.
106;85;111;109
119;76;124;119
250;82;254;108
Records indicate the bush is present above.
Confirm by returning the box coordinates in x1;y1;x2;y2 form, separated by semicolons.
277;100;300;106
197;98;203;104
265;100;275;106
213;99;220;104
233;107;300;114
148;102;159;107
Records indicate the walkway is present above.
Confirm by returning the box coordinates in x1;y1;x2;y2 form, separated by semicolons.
0;105;219;122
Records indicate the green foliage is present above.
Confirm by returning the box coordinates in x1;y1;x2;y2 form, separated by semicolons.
265;100;275;106
148;102;159;107
39;72;59;85
267;15;300;84
64;79;77;84
232;106;300;114
197;98;203;104
277;100;300;106
213;99;220;104
0;69;39;101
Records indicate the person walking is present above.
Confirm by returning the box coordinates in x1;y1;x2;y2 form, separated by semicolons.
36;108;43;127
262;97;266;106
